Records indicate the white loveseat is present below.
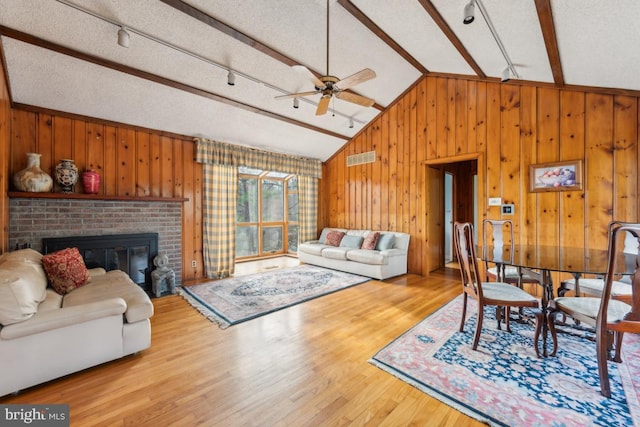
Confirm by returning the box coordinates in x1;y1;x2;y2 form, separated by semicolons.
298;228;410;280
0;249;153;396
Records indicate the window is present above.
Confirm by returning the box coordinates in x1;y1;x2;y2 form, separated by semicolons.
236;167;299;259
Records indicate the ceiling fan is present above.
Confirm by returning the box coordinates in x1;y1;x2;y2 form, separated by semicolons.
275;0;376;116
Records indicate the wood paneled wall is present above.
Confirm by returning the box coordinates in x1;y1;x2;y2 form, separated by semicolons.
322;76;639;276
4;74;639;281
0;57;10;253
8;109;205;283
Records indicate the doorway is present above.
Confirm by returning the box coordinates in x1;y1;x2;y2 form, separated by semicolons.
424;154;482;274
444;172;453;264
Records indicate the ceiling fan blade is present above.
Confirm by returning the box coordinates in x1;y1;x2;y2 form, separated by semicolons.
335;91;375;107
275;91;318;100
292;65;325;89
316;96;331;116
335;68;376;90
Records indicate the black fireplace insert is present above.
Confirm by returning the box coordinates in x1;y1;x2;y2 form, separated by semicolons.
42;233;158;293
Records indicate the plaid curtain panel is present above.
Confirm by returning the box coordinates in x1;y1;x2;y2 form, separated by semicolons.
298;175;318;244
196;137;320;271
195;137;322;178
202;163;237;278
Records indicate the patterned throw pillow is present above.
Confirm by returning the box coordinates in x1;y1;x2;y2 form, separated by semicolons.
361;232;380;250
42;247;90;295
324;230;345;247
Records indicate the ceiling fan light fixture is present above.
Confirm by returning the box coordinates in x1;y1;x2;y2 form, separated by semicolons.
117;26;130;48
463;1;475;25
273;0;376;116
227;70;235;86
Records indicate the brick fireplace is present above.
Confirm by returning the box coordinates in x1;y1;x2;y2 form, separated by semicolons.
43;233;159;292
9;198;182;285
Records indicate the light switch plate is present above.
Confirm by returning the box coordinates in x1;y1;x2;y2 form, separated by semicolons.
488;197;502;206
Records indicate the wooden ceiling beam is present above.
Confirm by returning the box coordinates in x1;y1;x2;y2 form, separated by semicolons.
535;0;564;86
0;26;349;141
159;0;384;111
417;0;486;78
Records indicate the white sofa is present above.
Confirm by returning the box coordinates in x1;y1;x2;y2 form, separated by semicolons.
0;249;154;396
298;228;410;280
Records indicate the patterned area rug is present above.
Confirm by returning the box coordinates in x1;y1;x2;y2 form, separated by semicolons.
178;264;370;328
371;295;640;427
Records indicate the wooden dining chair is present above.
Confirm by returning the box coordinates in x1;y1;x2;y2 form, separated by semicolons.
454;222;543;356
483;219;542;329
547;222;640;398
482;219;540;287
557;221;637;304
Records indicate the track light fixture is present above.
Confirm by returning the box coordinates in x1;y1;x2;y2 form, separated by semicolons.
501;67;510;83
58;0;363;123
349;118;354;129
117;26;130;48
293;98;299;109
465;0;520;81
227;70;235;86
463;1;475;25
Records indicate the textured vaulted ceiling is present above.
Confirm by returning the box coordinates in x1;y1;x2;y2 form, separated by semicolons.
1;0;639;161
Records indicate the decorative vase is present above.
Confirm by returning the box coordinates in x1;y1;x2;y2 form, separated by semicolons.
13;153;53;192
81;170;100;194
54;159;79;193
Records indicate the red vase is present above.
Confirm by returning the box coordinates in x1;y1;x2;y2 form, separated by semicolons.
82;170;100;194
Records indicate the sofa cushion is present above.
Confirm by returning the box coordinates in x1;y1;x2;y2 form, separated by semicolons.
0;251;48;325
321;247;350;260
0;248;44;265
340;235;364;249
298;242;329;256
42;247;90;295
361;232;380;250
63;270;153;323
325;230;345;247
376;233;395;250
38;289;64;312
346;249;386;265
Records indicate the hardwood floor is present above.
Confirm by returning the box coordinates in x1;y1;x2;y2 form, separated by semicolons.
1;267;484;426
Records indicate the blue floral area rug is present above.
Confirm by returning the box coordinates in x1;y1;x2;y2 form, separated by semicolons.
178;264;369;329
370;295;640;427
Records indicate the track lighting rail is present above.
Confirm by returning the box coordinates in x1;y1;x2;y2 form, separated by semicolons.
54;0;365;125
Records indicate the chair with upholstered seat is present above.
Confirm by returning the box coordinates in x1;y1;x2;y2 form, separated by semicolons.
557;221;637;303
483;219;541;329
454;222;543;356
547;222;640;397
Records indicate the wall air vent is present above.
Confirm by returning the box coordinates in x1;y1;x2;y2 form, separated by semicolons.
347;150;376;167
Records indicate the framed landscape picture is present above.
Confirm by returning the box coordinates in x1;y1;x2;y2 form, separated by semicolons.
529;160;583;192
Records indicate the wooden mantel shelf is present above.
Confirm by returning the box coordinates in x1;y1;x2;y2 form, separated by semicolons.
8;191;188;203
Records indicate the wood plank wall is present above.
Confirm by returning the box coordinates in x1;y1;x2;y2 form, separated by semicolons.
8;109;205;283
322;76;639;276
0;58;10;253
3;73;639;281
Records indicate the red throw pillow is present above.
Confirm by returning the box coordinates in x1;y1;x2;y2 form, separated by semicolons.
42;247;90;295
325;230;345;247
361;232;380;250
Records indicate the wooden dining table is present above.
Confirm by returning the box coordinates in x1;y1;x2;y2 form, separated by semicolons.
481;244;611;356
